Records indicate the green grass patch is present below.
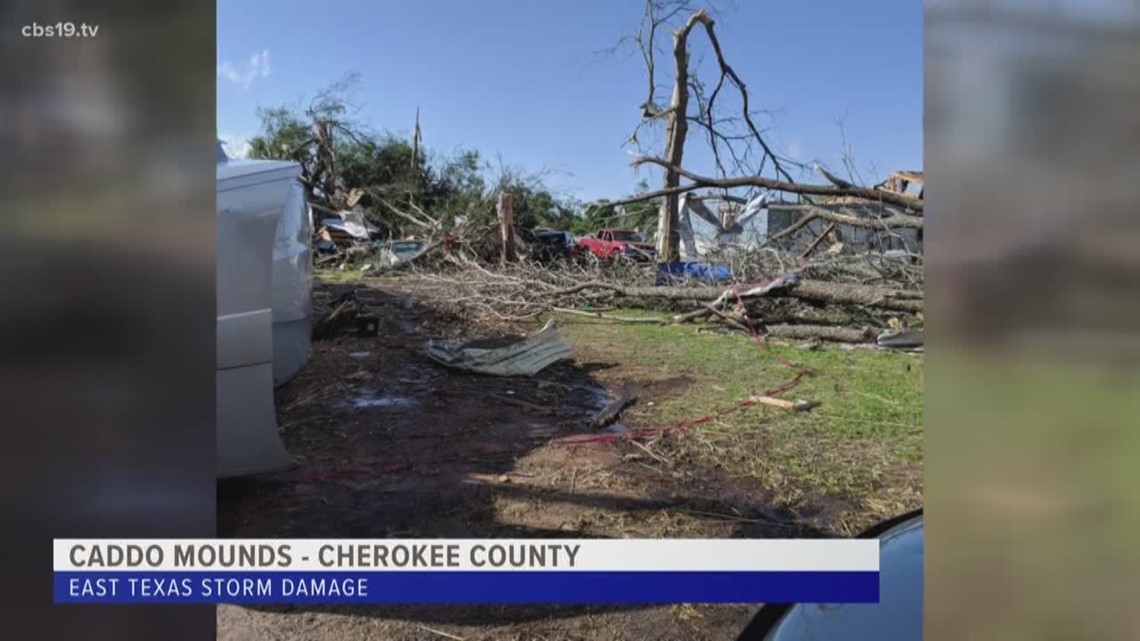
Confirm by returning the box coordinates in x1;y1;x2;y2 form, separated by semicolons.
553;313;924;530
314;267;370;284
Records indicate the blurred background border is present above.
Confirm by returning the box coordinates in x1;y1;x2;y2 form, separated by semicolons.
0;1;216;639
927;1;1140;639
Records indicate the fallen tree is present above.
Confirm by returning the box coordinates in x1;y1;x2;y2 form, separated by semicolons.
411;247;923;345
537;277;922;313
764;324;877;343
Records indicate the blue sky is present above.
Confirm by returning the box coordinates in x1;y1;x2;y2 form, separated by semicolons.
218;0;921;201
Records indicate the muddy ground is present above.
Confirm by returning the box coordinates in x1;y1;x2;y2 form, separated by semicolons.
217;277;848;641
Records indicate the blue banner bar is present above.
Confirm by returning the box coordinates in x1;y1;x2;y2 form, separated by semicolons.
55;571;878;604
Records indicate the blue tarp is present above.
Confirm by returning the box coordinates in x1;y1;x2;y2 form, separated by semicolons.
656;262;734;285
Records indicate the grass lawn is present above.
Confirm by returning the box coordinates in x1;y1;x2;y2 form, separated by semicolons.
315;270;924;533
552;310;924;533
314;267;371;283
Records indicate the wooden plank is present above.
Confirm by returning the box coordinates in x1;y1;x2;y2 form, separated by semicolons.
748;395;818;412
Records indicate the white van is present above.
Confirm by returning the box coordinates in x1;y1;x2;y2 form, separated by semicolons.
215;141;312;478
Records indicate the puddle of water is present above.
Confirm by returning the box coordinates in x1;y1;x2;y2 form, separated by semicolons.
559;384;611;415
349;351;371;359
350;391;416;410
393;363;437;385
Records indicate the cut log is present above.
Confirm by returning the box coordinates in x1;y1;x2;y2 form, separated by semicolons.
764;324;877;343
790;280;923;313
745;307;854;326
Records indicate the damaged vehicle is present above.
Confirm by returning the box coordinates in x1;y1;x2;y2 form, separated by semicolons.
577;228;657;261
215;140;310;478
531;229;578;262
319;209;379;242
375;239;428;266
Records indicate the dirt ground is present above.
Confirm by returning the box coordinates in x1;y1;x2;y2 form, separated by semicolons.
217;276;877;641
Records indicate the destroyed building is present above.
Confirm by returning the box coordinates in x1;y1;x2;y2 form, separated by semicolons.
677;171;924;260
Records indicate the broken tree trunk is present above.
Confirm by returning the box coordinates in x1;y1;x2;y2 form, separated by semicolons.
498;190;516;264
655;12;707;262
411;106;421;174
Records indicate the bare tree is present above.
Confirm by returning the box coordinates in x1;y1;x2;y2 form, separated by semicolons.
304;73;372;203
623;1;807;261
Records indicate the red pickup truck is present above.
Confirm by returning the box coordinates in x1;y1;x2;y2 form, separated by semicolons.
577;229;657;261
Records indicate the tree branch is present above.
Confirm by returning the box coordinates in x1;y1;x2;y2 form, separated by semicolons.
633;157;925;212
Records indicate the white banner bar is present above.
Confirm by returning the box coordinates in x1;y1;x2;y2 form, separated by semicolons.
55;539;878;572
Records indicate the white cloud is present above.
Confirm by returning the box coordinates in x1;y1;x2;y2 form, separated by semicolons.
218;133;252;159
217;49;271;89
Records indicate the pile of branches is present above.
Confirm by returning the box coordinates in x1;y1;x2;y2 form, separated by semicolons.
406;247;923;345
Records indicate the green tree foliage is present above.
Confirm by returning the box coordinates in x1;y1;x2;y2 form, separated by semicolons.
244;75;651;239
571;180;661;236
246;107;312;168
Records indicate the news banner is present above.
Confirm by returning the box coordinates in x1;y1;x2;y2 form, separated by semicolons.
55;539;879;604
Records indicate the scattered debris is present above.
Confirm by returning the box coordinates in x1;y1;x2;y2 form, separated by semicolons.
375;239;428;267
877;328;924;349
397;289;414;309
356;315;380;337
413;625;468;641
312;291;359;340
748;395;818;412
592;384;637;429
350;392;416;410
423;319;571;377
656;262;733;285
489;394;557;415
319;209;378;242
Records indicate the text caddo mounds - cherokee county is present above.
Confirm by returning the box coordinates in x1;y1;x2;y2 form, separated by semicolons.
67;542;583;569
